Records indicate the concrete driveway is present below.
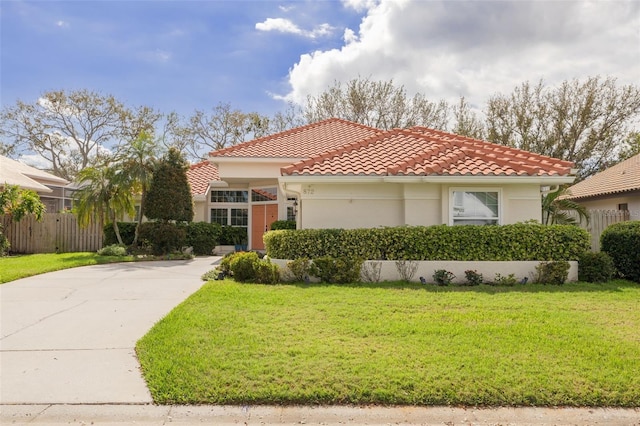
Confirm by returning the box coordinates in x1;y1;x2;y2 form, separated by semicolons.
0;256;220;404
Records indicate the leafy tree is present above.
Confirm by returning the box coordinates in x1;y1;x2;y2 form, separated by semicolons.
145;147;193;223
304;77;449;130
1;184;46;222
0;90;124;180
616;131;640;163
167;103;272;160
451;97;485;139
1;184;47;253
0;90;162;180
541;187;589;225
73;163;135;245
486;77;640;180
117;131;159;246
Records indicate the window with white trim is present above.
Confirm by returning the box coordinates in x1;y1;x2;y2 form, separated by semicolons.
450;189;500;225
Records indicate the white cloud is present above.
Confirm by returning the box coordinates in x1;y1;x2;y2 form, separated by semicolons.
282;0;640;112
256;17;335;39
256;17;303;35
342;0;381;13
56;20;69;28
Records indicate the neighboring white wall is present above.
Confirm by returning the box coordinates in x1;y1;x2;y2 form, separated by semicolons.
578;194;640;215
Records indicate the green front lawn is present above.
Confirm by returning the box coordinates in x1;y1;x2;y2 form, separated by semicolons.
136;280;640;407
0;252;133;283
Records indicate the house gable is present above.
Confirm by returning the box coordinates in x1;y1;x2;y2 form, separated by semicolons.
209;118;379;159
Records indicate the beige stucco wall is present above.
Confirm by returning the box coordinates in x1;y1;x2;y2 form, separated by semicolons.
297;182;544;229
193;199;208;222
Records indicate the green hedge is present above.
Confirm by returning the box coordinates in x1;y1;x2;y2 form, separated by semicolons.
264;224;590;261
601;221;640;283
104;222;137;246
106;221;221;255
185;222;222;255
270;220;296;230
139;222;187;255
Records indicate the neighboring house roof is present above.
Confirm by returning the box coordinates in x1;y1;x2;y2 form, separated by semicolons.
252;188;277;201
565;153;640;200
281;127;574;177
0;155;69;192
209;118;380;159
186;160;219;197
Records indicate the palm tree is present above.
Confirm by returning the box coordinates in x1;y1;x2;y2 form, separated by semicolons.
117;132;158;245
73;163;135;245
542;187;589;225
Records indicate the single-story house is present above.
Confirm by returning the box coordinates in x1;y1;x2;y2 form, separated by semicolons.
564;153;640;215
0;155;71;213
191;118;577;251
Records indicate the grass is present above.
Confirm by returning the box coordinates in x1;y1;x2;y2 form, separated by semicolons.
136;280;640;407
0;252;133;283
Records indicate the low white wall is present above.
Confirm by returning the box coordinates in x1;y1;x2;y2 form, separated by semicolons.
270;259;579;283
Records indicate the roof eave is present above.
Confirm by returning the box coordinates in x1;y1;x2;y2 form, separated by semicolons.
279;174;577;185
210;156;306;164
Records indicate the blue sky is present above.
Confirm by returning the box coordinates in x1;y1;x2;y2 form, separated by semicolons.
2;0;639;119
1;1;362;116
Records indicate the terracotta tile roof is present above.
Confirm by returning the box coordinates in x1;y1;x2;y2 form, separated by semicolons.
209;118;380;158
565;153;640;199
186;161;219;196
281;128;574;177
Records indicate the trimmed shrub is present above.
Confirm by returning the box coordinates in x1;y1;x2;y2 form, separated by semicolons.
532;261;570;285
464;270;483;286
578;252;616;283
395;260;418;282
97;244;128;257
0;225;7;254
270;220;296;230
201;269;221;282
229;251;260;282
309;256;363;284
104;222;137;246
433;269;455;286
186;222;222;255
0;224;9;256
219;226;248;246
601;221;640;283
255;259;280;284
491;273;518;287
287;258;312;282
138;222;187;255
217;252;238;276
264;224;590;262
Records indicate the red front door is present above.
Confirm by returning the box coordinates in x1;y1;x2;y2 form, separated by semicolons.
251;204;278;250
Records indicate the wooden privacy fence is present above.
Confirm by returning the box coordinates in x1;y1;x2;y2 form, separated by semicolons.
569;209;635;252
1;213;103;254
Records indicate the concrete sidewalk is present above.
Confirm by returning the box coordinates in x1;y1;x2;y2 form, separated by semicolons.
0;257;220;405
1;404;638;425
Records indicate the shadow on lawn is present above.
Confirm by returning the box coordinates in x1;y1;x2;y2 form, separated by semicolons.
288;279;638;294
